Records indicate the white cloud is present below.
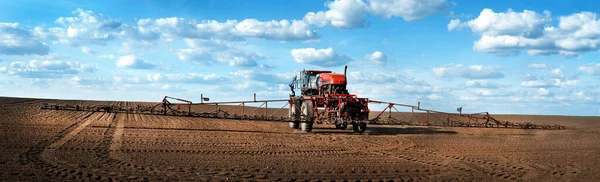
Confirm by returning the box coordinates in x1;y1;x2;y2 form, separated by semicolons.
304;0;369;28
528;63;548;69
213;51;262;67
70;76;110;86
521;78;579;88
0;60;95;78
146;73;228;84
27;8;319;50
176;38;263;67
113;75;145;84
291;47;352;67
364;51;388;65
348;71;400;84
99;54;115;59
347;71;437;101
304;0;449;28
80;46;96;55
579;63;600;75
432;64;504;79
303;12;330;27
450;9;600;56
550;68;562;76
460;96;479;101
465;80;499;88
116;55;157;69
455;9;550;37
537;88;550;96
52;8;123;46
368;0;450;21
0;23;49;55
134;17;319;41
427;93;441;100
157;84;185;91
447;19;461;31
231;70;292;84
521;68;580;88
231;19;319;41
120;40;155;54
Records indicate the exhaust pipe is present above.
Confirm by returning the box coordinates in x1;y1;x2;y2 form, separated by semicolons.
344;65;347;78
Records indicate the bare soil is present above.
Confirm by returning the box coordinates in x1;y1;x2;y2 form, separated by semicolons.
0;97;598;181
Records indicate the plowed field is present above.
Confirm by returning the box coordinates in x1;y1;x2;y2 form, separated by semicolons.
1;97;599;181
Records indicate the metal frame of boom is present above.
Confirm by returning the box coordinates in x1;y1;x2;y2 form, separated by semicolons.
40;93;566;130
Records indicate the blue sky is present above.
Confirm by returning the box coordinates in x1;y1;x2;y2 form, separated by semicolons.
0;0;599;116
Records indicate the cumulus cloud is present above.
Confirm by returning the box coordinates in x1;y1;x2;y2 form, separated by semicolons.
427;93;441;100
450;9;600;56
0;23;49;55
52;8;124;46
113;75;146;84
432;64;504;79
176;39;263;67
70;76;110;86
469;88;514;97
116;55;157;69
147;73;229;84
579;63;600;75
80;46;96;55
291;47;352;67
447;19;461;31
449;9;550;37
304;0;369;28
133;17;319;41
99;54;115;59
231;19;319;41
348;71;436;98
459;96;479;101
25;8;318;51
304;0;450;28
368;0;450;21
528;63;548;69
364;51;388;65
521;72;579;88
0;60;95;78
537;88;550;96
231;70;292;84
465;80;499;88
348;71;400;84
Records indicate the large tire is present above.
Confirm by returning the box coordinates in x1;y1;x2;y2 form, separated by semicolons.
289;99;301;119
301;122;313;132
300;100;314;132
289;121;299;129
289;99;301;129
352;122;367;133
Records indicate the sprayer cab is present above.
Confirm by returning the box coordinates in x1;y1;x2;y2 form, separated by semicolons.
293;66;349;97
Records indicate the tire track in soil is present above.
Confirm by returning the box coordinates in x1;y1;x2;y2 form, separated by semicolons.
92;102;184;181
509;158;581;181
260;136;437;181
361;136;489;181
47;112;101;149
17;111;116;181
358;137;464;181
98;104;219;181
93;110;158;181
401;147;536;181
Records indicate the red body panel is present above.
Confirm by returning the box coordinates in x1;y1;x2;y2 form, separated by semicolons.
305;70;332;74
319;73;346;86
